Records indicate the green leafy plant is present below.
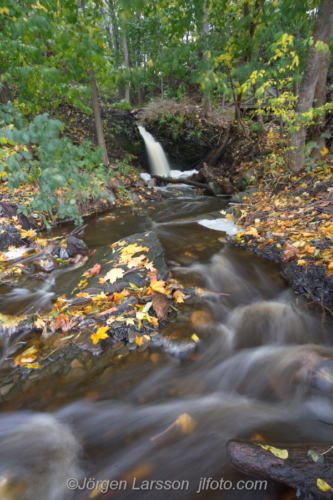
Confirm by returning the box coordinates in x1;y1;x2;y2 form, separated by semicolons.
0;111;114;223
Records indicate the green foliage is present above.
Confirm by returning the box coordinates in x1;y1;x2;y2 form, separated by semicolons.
0;111;114;223
110;99;132;111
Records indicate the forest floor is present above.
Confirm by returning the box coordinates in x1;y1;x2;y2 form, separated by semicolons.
212;125;333;310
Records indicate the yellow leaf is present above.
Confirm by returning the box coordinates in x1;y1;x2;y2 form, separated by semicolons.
150;276;169;294
34;317;46;329
104;268;125;283
320;147;329;156
25;363;42;369
127;254;146;268
173;290;185;303
125;317;135;326
297;259;307;266
246;227;259;237
76;292;90;297
175;413;195;434
328;262;333;270
135;334;150;346
317;478;333;492
15;346;38;366
92;292;108;301
20;229;37;239
90;326;110;344
259;444;288;459
191;333;200;342
119;244;149;264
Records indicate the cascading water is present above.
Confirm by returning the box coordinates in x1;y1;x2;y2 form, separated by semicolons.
138;125;171;176
0;195;333;500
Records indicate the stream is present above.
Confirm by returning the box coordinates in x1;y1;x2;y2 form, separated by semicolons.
1;186;333;500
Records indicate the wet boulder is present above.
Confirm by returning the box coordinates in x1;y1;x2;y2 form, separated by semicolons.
67;231;169;297
66;237;89;258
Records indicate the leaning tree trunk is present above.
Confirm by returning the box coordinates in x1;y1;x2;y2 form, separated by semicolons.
312;50;331;154
288;0;333;171
90;69;109;165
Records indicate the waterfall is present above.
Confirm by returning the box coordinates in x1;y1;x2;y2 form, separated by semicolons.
138;126;170;176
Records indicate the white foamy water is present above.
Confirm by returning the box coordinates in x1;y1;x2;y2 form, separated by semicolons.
198;218;239;234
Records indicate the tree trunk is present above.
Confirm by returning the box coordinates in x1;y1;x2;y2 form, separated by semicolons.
227;439;333;499
90;69;109;165
123;32;130;103
288;0;333;171
100;6;113;51
202;3;212;118
312;50;331;154
107;0;120;63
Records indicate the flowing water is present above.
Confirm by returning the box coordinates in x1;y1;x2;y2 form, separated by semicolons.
138;126;171;176
0;188;333;500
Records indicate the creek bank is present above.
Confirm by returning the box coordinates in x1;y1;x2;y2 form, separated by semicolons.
0;230;198;409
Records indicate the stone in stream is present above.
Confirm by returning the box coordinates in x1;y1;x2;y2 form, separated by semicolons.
66;236;90;258
67;231;169;297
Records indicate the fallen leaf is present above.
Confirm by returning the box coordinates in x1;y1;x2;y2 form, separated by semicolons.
119;244;149;264
173;290;185;303
135;334;150;346
259;444;288;459
175;413;195;433
297;259;307;266
15;346;38;366
90;326;110;344
56;314;78;333
283;241;299;262
34;317;46;329
317;478;333;492
104;268;125;283
191;333;200;342
127;254;146;268
150;276;169;294
89;263;102;276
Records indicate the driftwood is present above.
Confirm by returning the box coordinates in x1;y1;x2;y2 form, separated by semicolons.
226;439;333;499
151;174;215;195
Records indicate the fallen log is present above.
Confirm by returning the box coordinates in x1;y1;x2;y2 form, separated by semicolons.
151;174;215;196
226;439;333;499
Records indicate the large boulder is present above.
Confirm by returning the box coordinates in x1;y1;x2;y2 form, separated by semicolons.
67;231;169;297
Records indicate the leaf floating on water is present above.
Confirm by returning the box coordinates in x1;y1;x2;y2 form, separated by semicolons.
307;449;324;463
90;326;110;344
104;268;125;283
15;346;39;366
175;413;195;434
191;333;200;342
317;478;333;492
259;444;288;459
